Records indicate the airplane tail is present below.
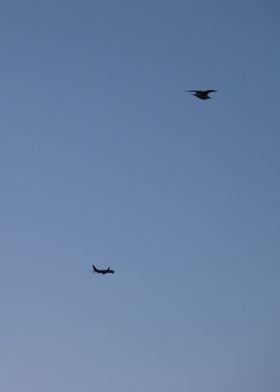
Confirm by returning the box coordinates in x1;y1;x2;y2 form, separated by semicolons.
92;264;97;272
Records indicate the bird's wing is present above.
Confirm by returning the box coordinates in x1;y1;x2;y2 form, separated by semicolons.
186;90;198;92
205;90;218;93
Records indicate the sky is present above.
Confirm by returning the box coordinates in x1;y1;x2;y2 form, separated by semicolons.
0;1;280;391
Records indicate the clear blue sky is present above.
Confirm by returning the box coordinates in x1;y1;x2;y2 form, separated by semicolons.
1;1;279;391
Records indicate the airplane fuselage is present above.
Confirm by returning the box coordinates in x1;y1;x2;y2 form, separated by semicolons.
92;265;115;274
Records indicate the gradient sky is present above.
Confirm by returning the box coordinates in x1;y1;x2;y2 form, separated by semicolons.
1;1;280;391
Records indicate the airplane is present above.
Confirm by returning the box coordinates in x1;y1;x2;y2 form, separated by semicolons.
186;89;218;100
92;264;115;275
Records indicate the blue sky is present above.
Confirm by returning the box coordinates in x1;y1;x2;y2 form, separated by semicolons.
0;1;279;391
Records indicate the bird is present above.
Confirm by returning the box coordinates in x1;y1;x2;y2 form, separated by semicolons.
186;90;218;100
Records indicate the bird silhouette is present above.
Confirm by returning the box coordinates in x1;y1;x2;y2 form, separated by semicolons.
186;90;218;100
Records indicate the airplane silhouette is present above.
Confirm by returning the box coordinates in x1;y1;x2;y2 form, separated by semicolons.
92;264;115;275
186;89;218;100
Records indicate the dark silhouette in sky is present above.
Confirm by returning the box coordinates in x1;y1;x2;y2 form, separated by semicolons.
92;264;115;275
186;89;218;100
